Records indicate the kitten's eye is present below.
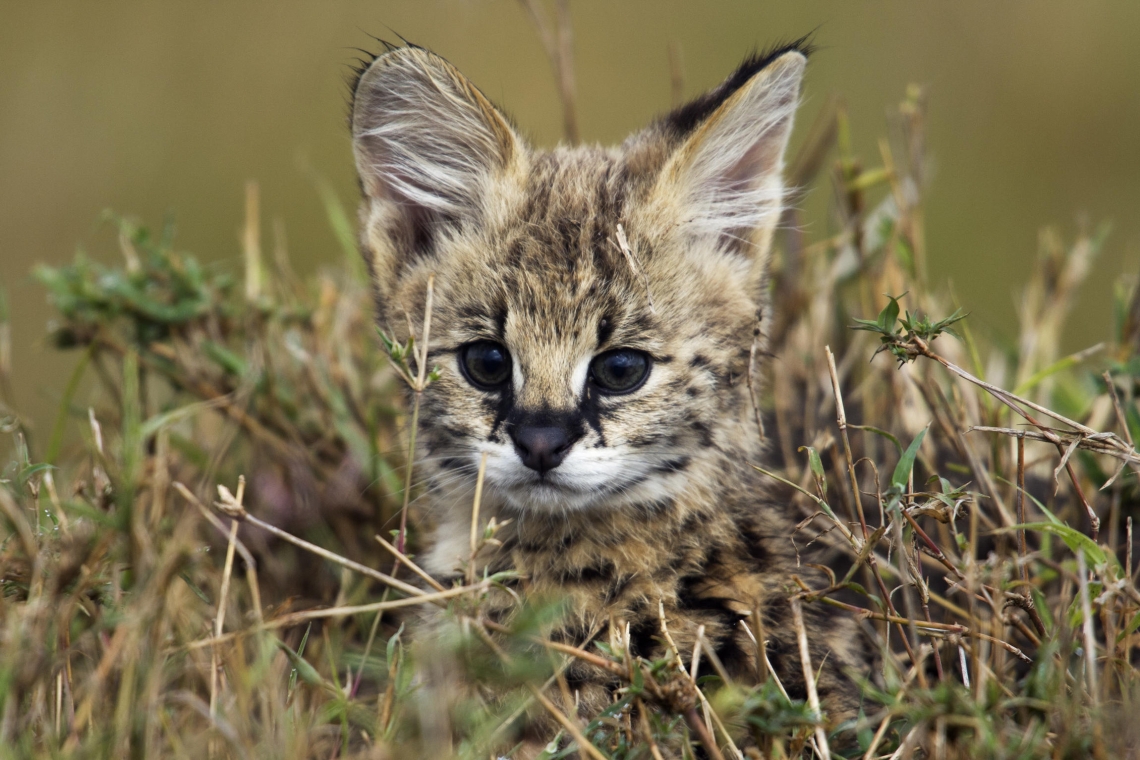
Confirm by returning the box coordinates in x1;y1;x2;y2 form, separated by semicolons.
589;349;650;394
459;341;512;390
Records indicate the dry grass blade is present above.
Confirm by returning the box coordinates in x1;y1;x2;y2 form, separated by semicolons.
176;482;263;622
184;481;426;600
516;0;578;144
526;684;607;760
970;426;1133;460
790;596;831;760
375;533;446;593
180;583;490;653
209;477;242;750
243;180;262;302
1077;550;1100;701
615;223;656;314
468;451;488;585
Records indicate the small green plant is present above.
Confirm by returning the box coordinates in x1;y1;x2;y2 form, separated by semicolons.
852;292;967;366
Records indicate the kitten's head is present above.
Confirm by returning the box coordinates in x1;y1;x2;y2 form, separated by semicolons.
351;44;805;514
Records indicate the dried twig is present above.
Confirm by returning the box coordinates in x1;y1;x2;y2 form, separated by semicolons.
814;596;1031;663
912;336;1113;538
636;697;667;760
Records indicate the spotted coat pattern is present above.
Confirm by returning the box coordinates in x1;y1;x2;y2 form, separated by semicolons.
350;42;869;743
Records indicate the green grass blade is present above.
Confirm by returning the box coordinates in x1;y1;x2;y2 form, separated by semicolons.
891;425;928;488
44;344;94;463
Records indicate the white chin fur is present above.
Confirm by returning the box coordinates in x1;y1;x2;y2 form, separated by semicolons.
473;441;673;513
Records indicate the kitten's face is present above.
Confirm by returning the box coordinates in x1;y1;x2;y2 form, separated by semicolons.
351;46;804;514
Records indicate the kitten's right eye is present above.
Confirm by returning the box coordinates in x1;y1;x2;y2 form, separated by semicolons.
459;341;512;390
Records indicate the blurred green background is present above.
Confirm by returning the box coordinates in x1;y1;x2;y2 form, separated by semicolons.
2;0;1138;435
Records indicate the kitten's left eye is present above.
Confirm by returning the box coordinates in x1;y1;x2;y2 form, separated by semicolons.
459;341;512;390
589;349;651;394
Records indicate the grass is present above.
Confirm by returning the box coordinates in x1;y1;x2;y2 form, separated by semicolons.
1;60;1139;760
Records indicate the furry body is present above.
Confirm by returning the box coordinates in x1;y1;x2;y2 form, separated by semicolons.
350;42;867;740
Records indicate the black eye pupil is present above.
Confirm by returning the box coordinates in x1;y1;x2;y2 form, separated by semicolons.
589;349;650;394
605;354;636;381
460;341;512;390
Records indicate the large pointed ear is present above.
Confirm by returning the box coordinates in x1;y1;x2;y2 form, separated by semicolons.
655;49;805;258
351;47;522;290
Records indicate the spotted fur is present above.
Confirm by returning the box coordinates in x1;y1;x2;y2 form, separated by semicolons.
351;43;868;741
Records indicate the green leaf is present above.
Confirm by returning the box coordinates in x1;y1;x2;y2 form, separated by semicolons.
851;317;886;332
850;424;902;454
178;572;211;605
201;340;247;377
891;425;928;488
386;624;405;667
629;663;644;694
856;707;874;752
376;328;397;356
278;639;326;689
1014;345;1105;396
1032;588;1053;631
1118;610;1140;643
998;476;1064;527
58;499;119;528
879;294;902;332
752;464;839;523
45;345;94;464
140;399;223;441
801;446;825;480
289;623;314;694
17;462;56;487
999;522;1120;575
119;349;143;509
799;445;827;495
933;308;967;331
895;234;915;275
1068;581;1104;627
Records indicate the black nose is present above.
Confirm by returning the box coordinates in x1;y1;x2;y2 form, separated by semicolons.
511;426;576;474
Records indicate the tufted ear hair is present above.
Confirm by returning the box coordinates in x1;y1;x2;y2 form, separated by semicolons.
351;46;522;290
655;47;806;259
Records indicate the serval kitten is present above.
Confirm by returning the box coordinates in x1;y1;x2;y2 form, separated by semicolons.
351;41;867;741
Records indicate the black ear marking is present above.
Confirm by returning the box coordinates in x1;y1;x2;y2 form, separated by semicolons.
661;35;814;138
345;36;405;121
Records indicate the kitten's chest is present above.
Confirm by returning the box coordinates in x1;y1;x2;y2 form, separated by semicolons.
483;511;776;665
